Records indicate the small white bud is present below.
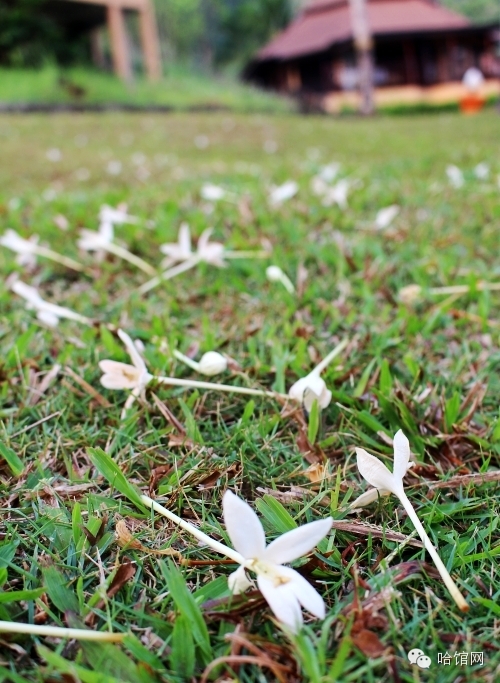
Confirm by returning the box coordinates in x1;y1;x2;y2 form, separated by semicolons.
198;351;227;376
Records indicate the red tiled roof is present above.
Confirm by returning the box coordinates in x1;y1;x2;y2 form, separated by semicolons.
257;0;470;61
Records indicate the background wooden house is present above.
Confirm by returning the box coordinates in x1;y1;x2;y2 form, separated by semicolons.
245;0;500;111
43;0;161;81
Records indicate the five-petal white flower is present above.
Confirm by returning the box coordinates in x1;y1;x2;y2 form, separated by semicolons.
160;222;193;268
1;229;84;272
99;329;153;414
353;430;468;612
223;491;332;632
269;181;298;207
375;205;400;230
140;491;332;633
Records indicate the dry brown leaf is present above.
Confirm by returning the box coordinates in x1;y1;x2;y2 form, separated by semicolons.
351;629;386;658
115;519;182;558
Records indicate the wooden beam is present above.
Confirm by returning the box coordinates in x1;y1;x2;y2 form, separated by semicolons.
138;4;162;80
60;0;148;10
107;5;132;80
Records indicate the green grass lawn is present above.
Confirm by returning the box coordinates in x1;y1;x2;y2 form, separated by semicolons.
0;109;499;682
0;66;293;113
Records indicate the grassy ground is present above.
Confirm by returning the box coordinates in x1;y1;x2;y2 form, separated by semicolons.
0;66;293;113
0;109;499;682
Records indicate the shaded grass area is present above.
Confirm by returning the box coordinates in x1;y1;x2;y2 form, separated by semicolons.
0;110;500;682
0;66;293;113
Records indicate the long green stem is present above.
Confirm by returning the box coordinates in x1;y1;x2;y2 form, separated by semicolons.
140;495;243;564
155;375;289;399
0;621;124;641
311;338;349;375
105;242;156;275
398;489;468;612
34;245;85;272
137;257;200;295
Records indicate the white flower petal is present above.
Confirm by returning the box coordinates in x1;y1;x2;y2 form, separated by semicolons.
348;487;391;509
393;429;411;481
37;310;60;327
228;566;252;594
263;517;332;565
356;448;398;493
222;491;266;559
278;565;326;619
99;361;141;389
257;575;303;632
179;222;191;254
117;329;147;372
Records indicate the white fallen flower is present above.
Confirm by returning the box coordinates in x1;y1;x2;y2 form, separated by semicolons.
318;162;341;183
139;227;268;295
375;205;400;230
1;229;84;272
99;204;137;225
99;329;153;415
141;490;332;633
446;165;464;189
201;183;226;202
174;349;227;376
288;338;348;411
266;265;295;294
99;330;289;414
353;430;469;612
269;180;298;207
0;230;39;268
322;179;350;209
11;280;92;327
474;162;489;180
160;222;192;268
78;222;155;275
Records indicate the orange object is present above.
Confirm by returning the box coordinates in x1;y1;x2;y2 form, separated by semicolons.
460;94;485;114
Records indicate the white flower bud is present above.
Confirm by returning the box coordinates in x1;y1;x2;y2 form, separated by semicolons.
198;351;227;376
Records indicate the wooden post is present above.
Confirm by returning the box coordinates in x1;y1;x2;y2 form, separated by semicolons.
349;0;374;114
107;4;132;81
138;3;162;80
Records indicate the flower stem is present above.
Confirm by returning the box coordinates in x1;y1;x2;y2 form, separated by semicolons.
0;621;124;641
155;375;289;399
34;245;85;272
140;495;243;564
311;338;349;375
104;242;156;275
173;349;201;372
223;250;270;259
43;302;93;326
429;282;500;296
137;257;200;295
398;489;468;612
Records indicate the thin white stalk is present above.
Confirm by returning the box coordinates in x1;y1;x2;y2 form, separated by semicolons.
155;374;289;399
223;250;270;259
141;494;244;564
279;273;295;294
137;257;200;295
104;242;156;275
0;621;124;641
398;489;468;612
310;338;349;375
41;302;93;326
173;349;201;372
32;245;85;272
429;282;500;296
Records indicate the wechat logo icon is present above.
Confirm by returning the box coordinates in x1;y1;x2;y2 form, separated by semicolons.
408;649;432;669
